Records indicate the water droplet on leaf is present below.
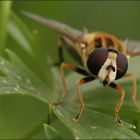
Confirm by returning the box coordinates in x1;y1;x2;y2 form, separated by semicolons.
2;80;7;84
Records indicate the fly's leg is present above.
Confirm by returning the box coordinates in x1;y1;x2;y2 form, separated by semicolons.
73;76;95;121
53;62;89;105
53;36;82;66
109;82;125;126
53;37;65;66
124;73;140;111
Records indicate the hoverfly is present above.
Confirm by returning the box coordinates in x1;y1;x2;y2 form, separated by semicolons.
23;11;140;125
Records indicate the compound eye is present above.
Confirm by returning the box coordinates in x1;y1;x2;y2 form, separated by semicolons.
87;48;108;75
116;52;128;79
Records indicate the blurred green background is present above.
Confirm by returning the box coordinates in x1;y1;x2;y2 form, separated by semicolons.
13;1;140;63
0;1;140;139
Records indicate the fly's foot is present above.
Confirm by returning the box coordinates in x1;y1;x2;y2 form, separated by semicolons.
115;112;124;126
52;98;64;106
52;61;62;67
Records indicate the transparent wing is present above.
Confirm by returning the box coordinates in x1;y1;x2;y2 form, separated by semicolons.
123;40;140;57
22;11;84;43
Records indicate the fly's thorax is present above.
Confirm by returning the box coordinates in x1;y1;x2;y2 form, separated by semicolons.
81;32;127;54
78;33;98;69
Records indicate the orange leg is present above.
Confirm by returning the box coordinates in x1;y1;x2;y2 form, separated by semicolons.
53;62;89;105
54;62;95;121
124;73;140;111
109;82;125;125
73;76;95;121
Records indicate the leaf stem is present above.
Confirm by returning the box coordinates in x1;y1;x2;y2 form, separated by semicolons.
21;113;48;139
48;104;53;125
21;104;53;139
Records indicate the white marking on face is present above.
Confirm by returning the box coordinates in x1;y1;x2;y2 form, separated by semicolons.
81;43;86;48
98;52;117;84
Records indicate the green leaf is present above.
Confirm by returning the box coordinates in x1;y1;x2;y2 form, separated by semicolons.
53;106;139;139
0;1;12;54
0;94;48;139
44;124;63;139
7;11;53;89
8;13;33;55
0;49;53;102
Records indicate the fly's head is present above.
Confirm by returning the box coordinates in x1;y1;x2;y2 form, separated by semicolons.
87;48;128;86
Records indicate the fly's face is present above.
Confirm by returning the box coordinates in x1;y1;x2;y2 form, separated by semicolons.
87;48;128;86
